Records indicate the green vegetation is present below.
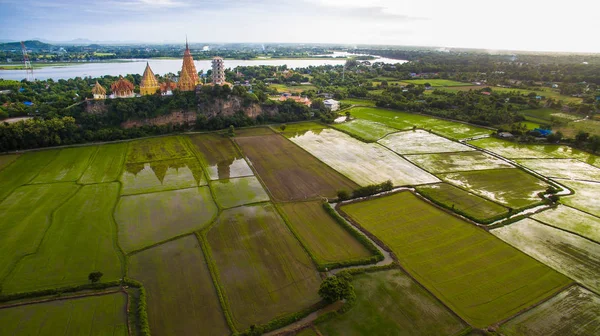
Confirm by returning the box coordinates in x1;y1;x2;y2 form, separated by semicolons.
405;151;514;173
3;183;123;293
318;272;355;303
205;204;321;331
500;286;600;336
379;130;473;154
405;79;471;86
270;83;317;93
79;143;127;184
120;158;206;195
0;183;79;281
440;168;549;209
340;98;376;107
115;187;217;253
534;205;600;243
210;176;270;208
0;154;18;171
126;136;192;163
234;127;275;137
129;235;230;336
332;119;398;142
278;121;327;136
188;133;253;180
558;179;600;217
317;270;468;336
0;293;128;336
340;192;571;327
417;183;508;222
278;201;374;267
32;146;97;183
235;134;357;201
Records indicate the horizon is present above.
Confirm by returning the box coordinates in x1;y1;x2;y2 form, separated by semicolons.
1;0;599;53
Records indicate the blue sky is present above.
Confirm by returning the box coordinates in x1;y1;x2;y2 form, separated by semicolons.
0;0;598;52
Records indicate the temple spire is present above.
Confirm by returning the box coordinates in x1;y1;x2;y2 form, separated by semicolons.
185;35;188;50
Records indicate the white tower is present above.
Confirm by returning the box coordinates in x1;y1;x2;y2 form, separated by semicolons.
211;57;225;85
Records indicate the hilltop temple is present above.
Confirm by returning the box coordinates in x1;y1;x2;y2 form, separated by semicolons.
111;76;135;98
92;81;106;100
140;62;160;95
177;39;201;91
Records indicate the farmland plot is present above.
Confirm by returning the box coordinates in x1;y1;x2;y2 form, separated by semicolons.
0;150;58;201
126;136;192;163
340;192;570;327
516;158;600;182
129;236;230;336
332;119;398;142
0;293;128;336
492;219;600;293
0;154;18;171
188;133;253;180
278;201;374;266
79;143;127;184
31;146;97;183
236;134;357;201
115;187;217;253
3;183;123;293
317;270;468;336
533;205;600;243
440;169;548;209
279;122;327;136
500;286;600;336
0;183;79;281
557;179;600;217
406;151;514;173
120;158;206;195
289;129;439;186
379;130;473;154
235;126;275;137
210;176;270;209
416;183;508;222
206;204;321;331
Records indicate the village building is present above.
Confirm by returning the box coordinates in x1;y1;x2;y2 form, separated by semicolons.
92;81;106;100
278;93;311;106
140;62;160;96
324;99;340;111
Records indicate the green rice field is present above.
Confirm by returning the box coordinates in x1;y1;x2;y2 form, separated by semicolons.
405;151;514;173
317;270;468;336
120;158;206;195
405;79;472;87
340;192;570;327
340;98;377;107
0;150;58;201
0;154;18;171
277;201;374;267
279;121;327;137
332;119;398;142
129;235;230;336
210;176;270;208
556;179;600;217
379;130;473;154
188;133;253;180
126;136;192;163
31;146;97;183
0;293;128;336
78;143;127;184
532;205;600;243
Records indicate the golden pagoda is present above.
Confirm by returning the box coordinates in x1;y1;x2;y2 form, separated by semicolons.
178;38;200;91
140;62;160;95
92;81;106;100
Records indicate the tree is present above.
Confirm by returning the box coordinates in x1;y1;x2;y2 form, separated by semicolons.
575;131;589;145
228;125;235;137
345;111;351;121
589;135;600;153
279;124;287;131
88;271;103;283
318;272;355;303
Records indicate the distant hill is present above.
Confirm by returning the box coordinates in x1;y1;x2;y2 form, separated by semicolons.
0;40;54;51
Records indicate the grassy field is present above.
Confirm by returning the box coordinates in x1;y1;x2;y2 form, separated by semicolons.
492;218;600;293
378;130;473;154
469;137;600;167
500;285;600;336
3;183;123;293
235;134;357;201
0;293;128;336
32;146;97;183
332;119;398;142
278;201;374;266
126;136;193;163
556;179;600;217
188;133;253;180
79;143;127;184
210;176;270;209
317;269;468;336
440;168;548;209
405;151;515;173
440;87;582;103
205;204;321;331
340;192;570;327
289;128;439;187
278;121;327;136
520;108;579;123
270;83;317;93
533;205;600;243
559;118;600;137
348;107;491;140
405;79;471;87
129;235;230;336
115;187;217;253
120;158;206;195
417;183;508;222
340;98;376;107
516;158;600;182
0;183;79;281
0;154;18;171
0;150;58;201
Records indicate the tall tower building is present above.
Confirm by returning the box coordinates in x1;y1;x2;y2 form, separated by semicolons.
178;38;200;91
140;62;160;95
211;57;226;85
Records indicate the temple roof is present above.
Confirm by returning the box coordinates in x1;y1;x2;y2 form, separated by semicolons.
92;81;106;95
160;78;177;92
111;76;134;93
140;62;159;88
180;40;200;85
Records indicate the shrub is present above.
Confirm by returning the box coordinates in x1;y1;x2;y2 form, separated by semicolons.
318;272;355;303
88;271;103;283
337;190;350;201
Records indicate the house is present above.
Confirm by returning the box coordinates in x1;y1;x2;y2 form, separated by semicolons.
534;128;552;137
278;93;312;106
482;92;491;96
498;132;514;138
323;99;340;111
552;84;559;88
0;90;12;95
318;93;334;99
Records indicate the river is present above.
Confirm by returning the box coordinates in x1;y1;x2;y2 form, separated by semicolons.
0;55;405;81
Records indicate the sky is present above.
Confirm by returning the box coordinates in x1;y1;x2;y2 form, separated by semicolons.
0;0;598;53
